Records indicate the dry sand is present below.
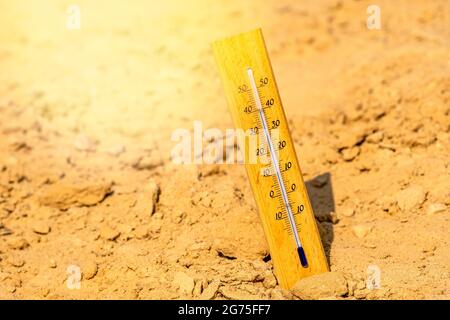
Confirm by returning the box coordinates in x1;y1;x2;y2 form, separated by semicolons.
0;0;449;299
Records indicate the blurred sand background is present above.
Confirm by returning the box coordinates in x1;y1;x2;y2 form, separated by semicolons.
0;0;449;299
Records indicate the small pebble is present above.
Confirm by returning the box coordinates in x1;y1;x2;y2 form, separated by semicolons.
32;221;51;235
8;256;25;268
340;206;355;217
352;224;372;238
134;226;149;239
100;226;120;241
83;261;98;280
330;211;339;224
341;146;360;161
49;259;57;268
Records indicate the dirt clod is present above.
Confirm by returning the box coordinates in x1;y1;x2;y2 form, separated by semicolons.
396;186;427;211
39;182;112;210
173;271;195;296
291;272;348;299
100;226;120;241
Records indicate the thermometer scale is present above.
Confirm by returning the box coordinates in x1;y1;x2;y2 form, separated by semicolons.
213;29;328;289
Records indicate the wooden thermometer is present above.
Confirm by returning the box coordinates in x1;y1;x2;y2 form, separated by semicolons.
212;29;329;289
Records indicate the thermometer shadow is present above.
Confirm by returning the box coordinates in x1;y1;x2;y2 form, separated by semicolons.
305;172;335;266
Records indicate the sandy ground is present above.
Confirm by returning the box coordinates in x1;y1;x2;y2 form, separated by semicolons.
0;0;449;299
